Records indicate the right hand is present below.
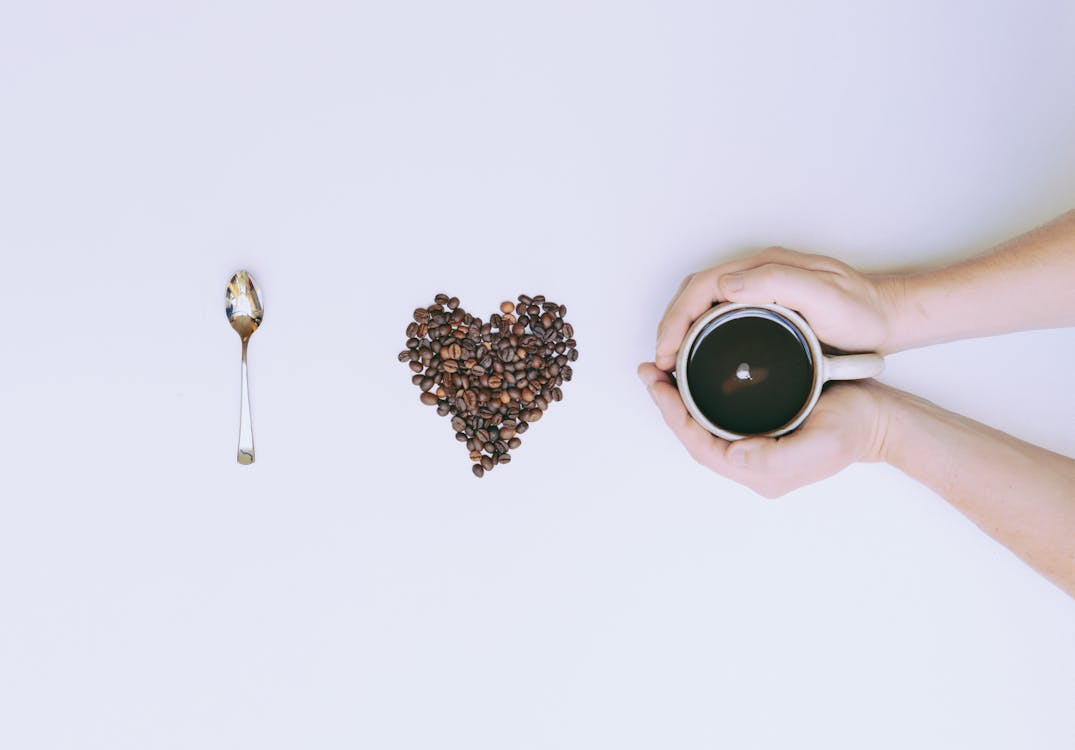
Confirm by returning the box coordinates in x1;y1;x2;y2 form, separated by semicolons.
655;247;901;370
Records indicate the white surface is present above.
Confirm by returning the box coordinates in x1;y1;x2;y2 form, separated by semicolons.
2;1;1074;748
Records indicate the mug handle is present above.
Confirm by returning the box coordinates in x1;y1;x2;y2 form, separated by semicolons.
822;353;884;382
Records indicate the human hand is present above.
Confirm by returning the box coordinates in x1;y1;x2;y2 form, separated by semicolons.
654;247;901;371
637;363;889;498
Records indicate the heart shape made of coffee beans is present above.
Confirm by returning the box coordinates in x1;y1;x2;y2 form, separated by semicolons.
399;293;578;477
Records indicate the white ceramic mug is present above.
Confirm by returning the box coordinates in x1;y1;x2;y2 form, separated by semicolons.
675;303;884;441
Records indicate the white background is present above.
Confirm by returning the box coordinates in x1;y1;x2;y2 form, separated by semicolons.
1;1;1074;748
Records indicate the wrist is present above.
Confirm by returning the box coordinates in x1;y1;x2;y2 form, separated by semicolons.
867;383;938;467
871;273;912;354
858;380;918;464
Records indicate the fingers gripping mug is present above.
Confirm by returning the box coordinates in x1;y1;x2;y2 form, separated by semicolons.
675;303;884;441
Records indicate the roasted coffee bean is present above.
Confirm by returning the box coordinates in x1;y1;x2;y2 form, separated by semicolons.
401;292;577;475
472;464;484;478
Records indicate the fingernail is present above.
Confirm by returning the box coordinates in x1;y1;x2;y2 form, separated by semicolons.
723;273;744;292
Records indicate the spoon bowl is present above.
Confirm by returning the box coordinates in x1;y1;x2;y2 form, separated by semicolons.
226;271;264;341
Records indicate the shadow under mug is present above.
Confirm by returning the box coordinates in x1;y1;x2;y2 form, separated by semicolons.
674;303;885;441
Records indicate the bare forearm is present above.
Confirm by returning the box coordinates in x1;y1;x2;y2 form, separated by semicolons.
881;210;1075;352
879;386;1075;597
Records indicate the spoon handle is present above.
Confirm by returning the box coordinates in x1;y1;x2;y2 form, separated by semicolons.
237;339;255;465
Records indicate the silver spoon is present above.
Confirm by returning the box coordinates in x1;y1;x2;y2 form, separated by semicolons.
225;270;263;464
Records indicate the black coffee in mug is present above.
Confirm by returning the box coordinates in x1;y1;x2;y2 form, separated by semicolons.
685;312;814;435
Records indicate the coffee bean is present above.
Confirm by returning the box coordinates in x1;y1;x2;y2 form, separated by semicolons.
472;464;484;478
401;292;577;474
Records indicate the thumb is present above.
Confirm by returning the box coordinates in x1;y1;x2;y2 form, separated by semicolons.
718;263;834;312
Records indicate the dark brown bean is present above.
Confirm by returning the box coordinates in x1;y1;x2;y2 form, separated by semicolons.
472;464;484;478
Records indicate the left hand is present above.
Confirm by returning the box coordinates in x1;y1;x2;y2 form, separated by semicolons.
637;363;889;498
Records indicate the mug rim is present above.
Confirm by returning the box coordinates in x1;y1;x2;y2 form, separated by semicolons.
674;302;824;441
